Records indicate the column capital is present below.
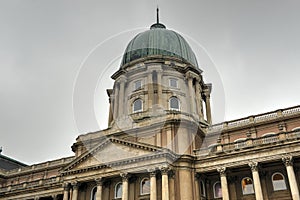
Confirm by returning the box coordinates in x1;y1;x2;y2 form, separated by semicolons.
217;167;227;177
120;173;130;181
248;161;259;172
118;75;127;83
71;181;80;189
160;166;170;175
63;183;70;191
95;177;104;186
148;168;157;177
282;156;293;167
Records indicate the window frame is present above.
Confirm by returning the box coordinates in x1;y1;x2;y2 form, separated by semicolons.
200;180;206;197
241;177;254;195
272;172;287;191
169;78;178;88
140;177;150;195
133;80;142;91
133;99;143;113
114;182;123;198
90;186;97;200
169;96;180;111
213;181;222;198
234;138;247;149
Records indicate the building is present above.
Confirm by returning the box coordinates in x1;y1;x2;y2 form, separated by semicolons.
1;12;300;200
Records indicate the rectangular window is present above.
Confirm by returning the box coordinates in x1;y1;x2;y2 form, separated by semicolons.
134;80;142;90
169;78;178;88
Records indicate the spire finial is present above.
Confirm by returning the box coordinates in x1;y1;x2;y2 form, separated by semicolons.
156;6;159;24
150;6;166;29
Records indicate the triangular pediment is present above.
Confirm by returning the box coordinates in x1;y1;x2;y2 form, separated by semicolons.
63;137;162;171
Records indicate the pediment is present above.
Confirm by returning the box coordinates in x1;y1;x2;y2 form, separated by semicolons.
63;137;162;171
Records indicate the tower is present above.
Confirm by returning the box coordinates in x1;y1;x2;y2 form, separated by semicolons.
104;15;213;155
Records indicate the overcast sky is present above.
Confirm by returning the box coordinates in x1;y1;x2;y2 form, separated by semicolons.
1;0;300;164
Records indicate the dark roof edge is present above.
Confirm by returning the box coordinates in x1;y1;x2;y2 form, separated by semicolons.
0;154;28;168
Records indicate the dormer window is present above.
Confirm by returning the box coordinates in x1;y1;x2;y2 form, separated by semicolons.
169;78;178;88
134;80;142;91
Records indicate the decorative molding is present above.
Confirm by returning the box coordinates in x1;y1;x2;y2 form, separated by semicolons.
71;181;80;190
217;167;226;176
160;166;170;175
120;173;130;181
282;155;293;167
248;161;259;172
95;177;103;186
148;168;157;177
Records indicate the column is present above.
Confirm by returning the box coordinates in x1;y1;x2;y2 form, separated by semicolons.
248;162;263;200
161;167;169;200
283;156;300;200
157;70;163;106
187;75;196;115
108;95;113;126
120;173;129;200
169;171;175;200
118;76;126;117
148;72;153;108
71;182;79;200
217;167;230;200
63;183;69;200
149;169;157;200
95;178;103;200
204;90;212;124
113;84;119;120
194;173;200;200
195;80;203;119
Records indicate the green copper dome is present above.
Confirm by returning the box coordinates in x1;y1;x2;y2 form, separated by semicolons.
121;23;199;68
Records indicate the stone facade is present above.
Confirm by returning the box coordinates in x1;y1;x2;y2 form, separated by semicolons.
1;20;300;200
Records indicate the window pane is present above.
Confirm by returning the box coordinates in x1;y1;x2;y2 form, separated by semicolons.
272;173;287;191
170;97;179;110
134;80;142;90
242;178;254;194
115;183;122;198
91;187;97;200
169;78;178;88
133;99;142;112
200;181;206;197
141;178;150;194
214;182;222;198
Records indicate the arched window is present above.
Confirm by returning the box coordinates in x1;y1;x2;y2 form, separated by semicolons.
234;138;247;149
213;181;222;198
200;180;206;197
292;127;300;131
90;186;97;200
292;127;300;138
133;99;143;113
169;97;180;111
262;132;277;144
140;178;150;195
272;173;287;191
241;177;254;195
115;182;122;198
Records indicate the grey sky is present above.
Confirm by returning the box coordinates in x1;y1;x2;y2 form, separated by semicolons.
0;0;299;164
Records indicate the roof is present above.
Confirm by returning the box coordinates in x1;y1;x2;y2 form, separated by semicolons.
121;22;199;68
0;154;27;170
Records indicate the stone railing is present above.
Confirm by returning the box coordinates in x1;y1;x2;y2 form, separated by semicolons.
0;177;61;194
5;156;74;175
195;130;300;156
208;105;300;133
